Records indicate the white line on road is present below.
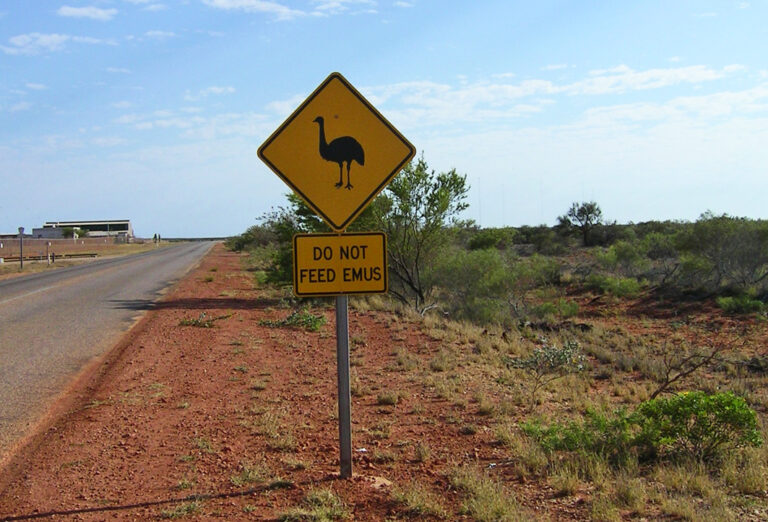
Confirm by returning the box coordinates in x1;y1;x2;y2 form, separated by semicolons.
0;285;59;306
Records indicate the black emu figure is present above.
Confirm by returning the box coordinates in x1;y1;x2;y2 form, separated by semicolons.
313;116;364;189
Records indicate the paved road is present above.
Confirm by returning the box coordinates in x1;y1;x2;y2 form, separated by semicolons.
0;242;214;457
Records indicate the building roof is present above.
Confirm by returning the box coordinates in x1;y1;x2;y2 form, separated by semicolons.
44;220;131;227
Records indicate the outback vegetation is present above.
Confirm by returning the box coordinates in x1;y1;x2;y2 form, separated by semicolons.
226;156;768;519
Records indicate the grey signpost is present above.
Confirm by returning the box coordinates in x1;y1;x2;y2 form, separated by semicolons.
18;227;24;270
335;295;352;478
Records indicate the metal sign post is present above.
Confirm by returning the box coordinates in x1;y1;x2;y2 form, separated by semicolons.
18;227;24;270
335;295;352;478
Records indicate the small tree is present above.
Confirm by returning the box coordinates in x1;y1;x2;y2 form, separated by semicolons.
561;201;603;246
373;155;469;313
506;339;586;410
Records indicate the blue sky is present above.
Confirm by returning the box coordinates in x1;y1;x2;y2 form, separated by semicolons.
1;1;767;237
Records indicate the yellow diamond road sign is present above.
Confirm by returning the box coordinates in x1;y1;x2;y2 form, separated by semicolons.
258;72;416;231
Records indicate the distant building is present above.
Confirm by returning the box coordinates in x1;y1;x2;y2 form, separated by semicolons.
32;220;134;240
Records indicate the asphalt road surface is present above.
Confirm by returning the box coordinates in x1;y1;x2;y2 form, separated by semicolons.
0;241;214;458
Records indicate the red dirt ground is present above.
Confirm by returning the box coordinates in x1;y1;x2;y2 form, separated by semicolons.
0;244;764;520
1;245;579;520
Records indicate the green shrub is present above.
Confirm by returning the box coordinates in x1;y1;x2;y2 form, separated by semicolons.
521;408;637;465
633;391;762;462
531;299;579;320
584;274;643;298
514;254;562;287
716;295;765;314
432;247;512;324
596;240;649;276
515;225;569;255
179;312;231;328
278;489;350;521
641;231;678;260
260;309;326;332
506;339;586;408
226;224;276;252
468;227;518;250
523;392;762;466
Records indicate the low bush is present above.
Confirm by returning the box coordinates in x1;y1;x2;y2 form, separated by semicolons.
506;339;586;409
468;227;517;251
531;299;579;321
633;391;762;462
596;240;649;277
259;309;326;332
584;274;644;298
521;408;637;465
431;247;512;324
716;295;765;314
522;391;762;465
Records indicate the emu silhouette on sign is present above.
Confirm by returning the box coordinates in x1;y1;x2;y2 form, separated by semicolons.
313;116;364;190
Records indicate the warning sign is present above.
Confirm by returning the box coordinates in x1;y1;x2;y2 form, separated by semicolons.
259;72;415;231
293;232;387;296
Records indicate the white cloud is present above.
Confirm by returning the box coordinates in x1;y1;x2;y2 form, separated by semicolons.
1;33;116;55
124;0;166;9
112;101;133;109
394;1;413;7
2;33;70;55
147;117;207;129
356;79;558;131
25;83;47;90
9;102;32;112
201;0;308;21
181;112;273;140
570;65;729;95
114;113;141;124
92;136;127;147
123;0;165;7
542;64;568;71
266;94;306;117
737;2;750;8
588;65;632;76
184;86;236;101
106;67;131;74
311;0;377;15
144;30;176;39
57;6;118;21
579;84;768;127
333;64;749;134
202;0;377;20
